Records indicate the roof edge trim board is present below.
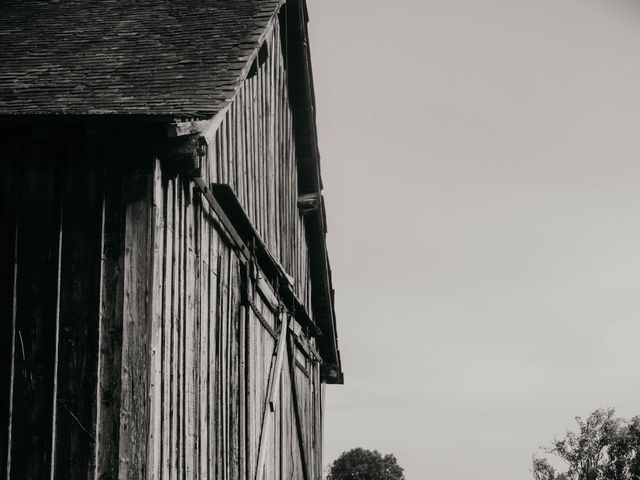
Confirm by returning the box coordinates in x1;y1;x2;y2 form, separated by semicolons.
285;0;342;383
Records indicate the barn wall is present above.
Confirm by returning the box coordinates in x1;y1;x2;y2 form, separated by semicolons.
205;16;313;314
0;13;325;480
143;16;323;480
0;128;151;479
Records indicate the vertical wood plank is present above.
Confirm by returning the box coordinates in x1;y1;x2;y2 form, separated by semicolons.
213;252;223;480
95;143;126;480
199;179;210;480
239;268;247;480
228;259;239;479
185;178;197;480
148;158;165;480
161;177;175;480
207;140;219;479
0;134;20;478
220;249;229;480
10;142;61;479
117;157;153;479
171;178;183;480
53;137;103;479
178;177;186;480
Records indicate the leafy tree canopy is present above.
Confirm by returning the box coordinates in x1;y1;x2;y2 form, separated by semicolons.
532;408;640;480
327;447;405;480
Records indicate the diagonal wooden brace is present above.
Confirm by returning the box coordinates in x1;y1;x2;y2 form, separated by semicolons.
254;315;289;480
287;334;311;480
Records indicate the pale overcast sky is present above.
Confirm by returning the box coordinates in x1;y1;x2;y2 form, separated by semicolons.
308;1;640;479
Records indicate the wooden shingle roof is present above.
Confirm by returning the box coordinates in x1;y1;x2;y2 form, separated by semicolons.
0;0;283;117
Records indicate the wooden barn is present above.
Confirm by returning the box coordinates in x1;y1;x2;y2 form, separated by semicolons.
0;0;342;478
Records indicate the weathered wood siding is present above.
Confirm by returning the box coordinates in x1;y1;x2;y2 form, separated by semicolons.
207;17;313;311
0;13;325;480
0;130;144;479
142;17;323;480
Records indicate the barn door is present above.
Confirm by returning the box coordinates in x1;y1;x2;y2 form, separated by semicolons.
244;269;285;480
243;265;320;480
187;177;322;479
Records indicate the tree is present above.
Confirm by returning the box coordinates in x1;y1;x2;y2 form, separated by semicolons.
532;408;640;480
327;448;405;480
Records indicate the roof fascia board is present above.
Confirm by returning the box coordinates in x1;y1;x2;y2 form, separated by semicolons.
284;0;342;382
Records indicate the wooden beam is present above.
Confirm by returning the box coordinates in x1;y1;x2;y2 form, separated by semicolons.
297;192;320;215
191;178;321;337
209;183;293;287
166;120;211;138
118;169;154;478
254;273;280;312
